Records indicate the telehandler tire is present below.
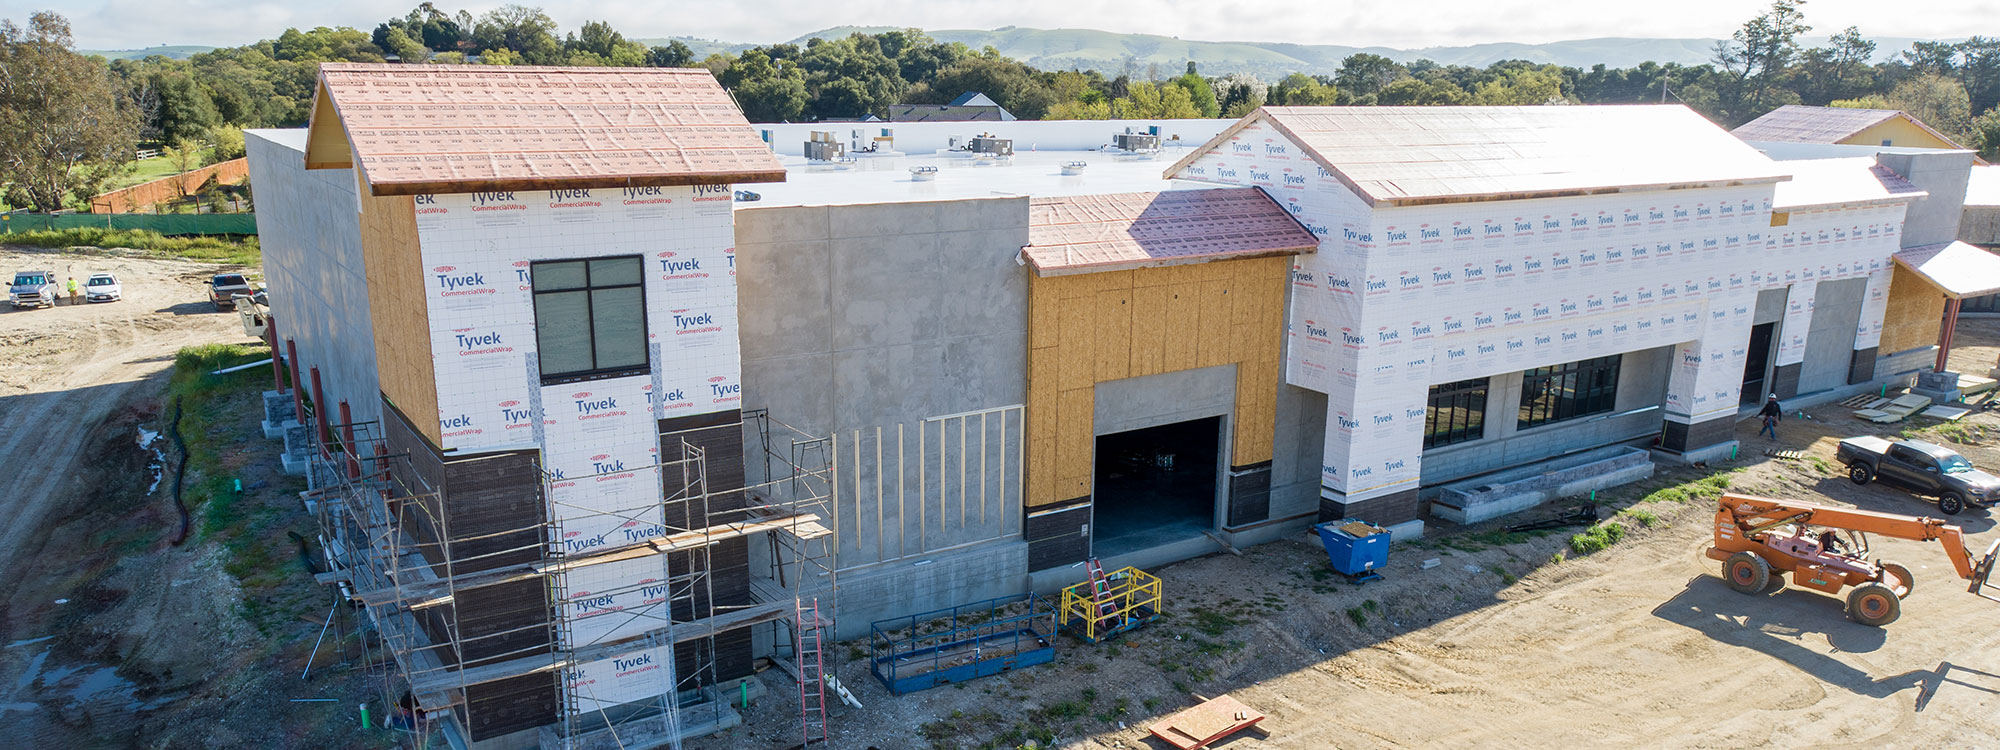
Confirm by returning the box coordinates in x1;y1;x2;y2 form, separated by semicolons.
1725;552;1770;595
1878;561;1914;599
1847;582;1901;626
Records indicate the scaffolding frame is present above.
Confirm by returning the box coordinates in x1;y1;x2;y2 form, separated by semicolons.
307;407;836;750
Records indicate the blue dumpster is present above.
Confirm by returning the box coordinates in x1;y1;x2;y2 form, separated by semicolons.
1314;520;1389;579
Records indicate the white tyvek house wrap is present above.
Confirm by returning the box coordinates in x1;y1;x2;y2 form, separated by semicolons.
1856;269;1892;349
1776;281;1818;367
412;186;744;698
1174;117;1913;502
566;643;676;715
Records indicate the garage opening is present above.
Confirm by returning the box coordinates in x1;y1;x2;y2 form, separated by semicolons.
1092;417;1221;558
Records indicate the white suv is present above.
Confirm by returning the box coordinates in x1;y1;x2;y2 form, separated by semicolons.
85;273;122;302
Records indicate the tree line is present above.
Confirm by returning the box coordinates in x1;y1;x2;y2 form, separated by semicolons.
3;2;1996;212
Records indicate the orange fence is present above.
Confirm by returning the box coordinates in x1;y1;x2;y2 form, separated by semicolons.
89;158;249;213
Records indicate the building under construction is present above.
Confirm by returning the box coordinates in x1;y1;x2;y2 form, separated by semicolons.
248;63;1999;749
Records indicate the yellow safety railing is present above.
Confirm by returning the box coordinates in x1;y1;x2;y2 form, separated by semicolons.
1059;566;1163;642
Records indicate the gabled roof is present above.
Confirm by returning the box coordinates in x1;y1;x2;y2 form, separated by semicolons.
1731;105;1967;149
1169;105;1788;207
1893;241;2000;299
1021;188;1318;276
948;92;1000;107
1770;157;1927;210
303;63;784;196
884;103;1014;122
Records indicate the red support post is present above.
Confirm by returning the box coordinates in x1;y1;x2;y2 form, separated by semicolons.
266;317;284;392
287;338;305;423
340;400;359;479
311;366;329;455
1936;296;1962;373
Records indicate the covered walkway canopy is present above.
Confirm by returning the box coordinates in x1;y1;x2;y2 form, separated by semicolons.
1892;240;2000;371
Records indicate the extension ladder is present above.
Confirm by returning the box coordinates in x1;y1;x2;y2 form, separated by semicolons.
1085;558;1119;632
797;597;829;746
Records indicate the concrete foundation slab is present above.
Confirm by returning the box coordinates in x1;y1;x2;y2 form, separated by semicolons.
1651;439;1740;466
1431;446;1654;524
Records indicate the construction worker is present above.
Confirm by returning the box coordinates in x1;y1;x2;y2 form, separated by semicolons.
65;276;78;306
1758;394;1782;440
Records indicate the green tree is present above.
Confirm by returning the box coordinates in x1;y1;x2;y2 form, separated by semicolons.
0;11;140;211
1268;73;1337;106
1795;27;1875;105
1112;81;1199;119
473;5;561;64
648;40;694;67
1471;67;1567;105
1969;107;2000;160
1171;62;1219;118
146;69;220;144
1887;74;1973;142
1711;0;1811;124
1336;53;1407;99
210;124;245;161
383;26;429;62
1377;77;1470;105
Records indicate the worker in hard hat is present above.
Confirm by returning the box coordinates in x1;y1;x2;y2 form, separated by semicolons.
65;276;79;306
1758;394;1782;440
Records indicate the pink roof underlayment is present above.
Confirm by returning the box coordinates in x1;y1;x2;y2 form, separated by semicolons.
303;63;785;196
1021;188;1320;276
1170;105;1791;207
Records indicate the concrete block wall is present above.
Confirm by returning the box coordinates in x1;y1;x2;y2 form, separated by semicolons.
824;539;1029;640
245;131;382;430
735;197;1030;444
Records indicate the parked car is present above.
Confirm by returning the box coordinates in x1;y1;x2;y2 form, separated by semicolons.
1837;436;2000;515
210;273;254;311
9;269;59;308
84;272;122;302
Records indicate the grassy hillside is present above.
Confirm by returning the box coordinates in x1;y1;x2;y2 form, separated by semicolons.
80;45;216;60
764;26;1958;79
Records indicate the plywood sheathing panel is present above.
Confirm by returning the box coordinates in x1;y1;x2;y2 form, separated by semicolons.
360;191;441;446
1880;263;1947;355
305;63;786;195
1024;255;1288;507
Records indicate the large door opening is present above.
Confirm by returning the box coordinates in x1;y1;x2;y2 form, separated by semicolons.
1740;322;1776;405
1092;417;1221;559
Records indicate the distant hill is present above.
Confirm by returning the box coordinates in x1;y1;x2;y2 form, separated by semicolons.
757;26;1955;80
80;45;216;60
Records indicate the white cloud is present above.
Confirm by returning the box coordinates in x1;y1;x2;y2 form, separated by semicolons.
12;0;1994;52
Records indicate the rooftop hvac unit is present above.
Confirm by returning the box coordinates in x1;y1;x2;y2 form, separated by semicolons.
806;139;846;162
1113;132;1161;153
969;136;1012;156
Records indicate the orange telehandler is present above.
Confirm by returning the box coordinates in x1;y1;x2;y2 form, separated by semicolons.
1707;493;2000;626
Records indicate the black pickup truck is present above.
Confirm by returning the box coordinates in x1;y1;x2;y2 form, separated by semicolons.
1838;436;2000;515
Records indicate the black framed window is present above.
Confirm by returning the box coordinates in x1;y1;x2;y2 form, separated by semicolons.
1424;378;1490;449
1517;355;1621;430
531;256;648;383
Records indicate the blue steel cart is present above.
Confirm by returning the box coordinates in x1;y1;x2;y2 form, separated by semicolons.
870;593;1057;695
1315;519;1390;584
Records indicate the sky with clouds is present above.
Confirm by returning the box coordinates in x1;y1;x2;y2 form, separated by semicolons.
14;0;1997;51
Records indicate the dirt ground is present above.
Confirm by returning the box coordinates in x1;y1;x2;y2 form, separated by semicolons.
704;321;2000;750
0;246;382;748
5;241;2000;748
